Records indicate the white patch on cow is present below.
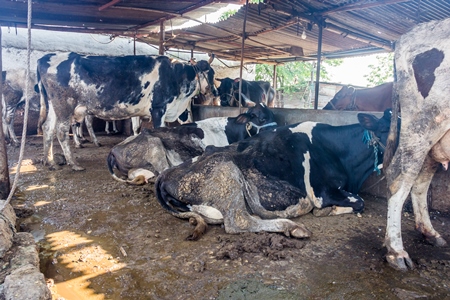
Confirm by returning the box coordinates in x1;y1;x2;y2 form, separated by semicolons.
196;117;230;147
348;196;359;203
128;168;155;181
166;149;184;167
289;122;317;143
189;205;224;222
191;156;199;163
301;151;323;208
47;53;71;74
73;106;88;123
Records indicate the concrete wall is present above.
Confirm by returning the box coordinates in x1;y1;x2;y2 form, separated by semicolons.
193;105;450;213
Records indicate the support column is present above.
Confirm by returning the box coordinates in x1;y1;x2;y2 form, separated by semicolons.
314;18;324;110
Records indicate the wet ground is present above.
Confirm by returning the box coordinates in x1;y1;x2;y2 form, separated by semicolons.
6;134;450;300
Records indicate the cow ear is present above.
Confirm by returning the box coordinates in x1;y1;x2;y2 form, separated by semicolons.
235;113;250;124
358;113;380;131
216;78;223;82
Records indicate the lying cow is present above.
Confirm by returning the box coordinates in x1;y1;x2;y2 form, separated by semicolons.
216;77;275;107
155;109;393;240
2;69;40;146
37;53;217;170
384;17;450;271
107;103;276;184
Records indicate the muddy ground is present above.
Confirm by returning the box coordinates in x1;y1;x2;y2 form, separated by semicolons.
6;133;450;300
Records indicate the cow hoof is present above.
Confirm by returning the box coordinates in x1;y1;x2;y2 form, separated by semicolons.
312;207;333;217
71;165;86;171
48;164;62;171
290;224;312;239
75;144;84;149
386;253;414;271
94;143;102;147
426;235;448;247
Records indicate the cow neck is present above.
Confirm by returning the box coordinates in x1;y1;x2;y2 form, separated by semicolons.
362;130;386;175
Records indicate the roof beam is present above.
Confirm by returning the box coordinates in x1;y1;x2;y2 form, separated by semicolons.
319;0;411;16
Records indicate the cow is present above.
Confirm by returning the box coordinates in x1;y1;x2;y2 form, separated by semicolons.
216;77;275;108
2;69;40;146
322;82;393;112
155;109;393;240
37;53;218;170
383;17;450;271
107;103;277;184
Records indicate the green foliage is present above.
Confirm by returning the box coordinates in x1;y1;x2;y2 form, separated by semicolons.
364;53;394;86
255;59;343;94
219;9;237;21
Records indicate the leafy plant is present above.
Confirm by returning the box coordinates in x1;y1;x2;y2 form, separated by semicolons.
364;53;394;86
255;59;343;94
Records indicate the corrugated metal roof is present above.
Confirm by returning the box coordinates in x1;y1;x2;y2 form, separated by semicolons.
1;0;450;63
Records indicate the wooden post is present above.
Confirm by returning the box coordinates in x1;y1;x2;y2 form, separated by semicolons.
314;18;324;110
159;21;165;55
0;26;11;199
238;0;249;113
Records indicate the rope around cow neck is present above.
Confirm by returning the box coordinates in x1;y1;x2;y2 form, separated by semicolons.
0;0;32;213
362;130;385;175
246;122;277;136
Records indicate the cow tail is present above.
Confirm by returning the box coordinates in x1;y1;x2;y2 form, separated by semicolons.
383;72;399;171
155;174;207;240
36;68;47;135
106;152;127;183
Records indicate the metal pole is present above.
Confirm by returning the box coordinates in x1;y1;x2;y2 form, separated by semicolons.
238;0;249;113
0;26;11;200
314;18;324;110
159;21;165;55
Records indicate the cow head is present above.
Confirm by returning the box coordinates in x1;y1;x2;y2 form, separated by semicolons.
323;85;356;110
357;109;394;166
235;103;277;135
194;60;218;97
216;77;234;106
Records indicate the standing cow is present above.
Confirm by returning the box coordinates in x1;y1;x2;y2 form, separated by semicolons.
37;53;217;170
155;109;393;240
216;77;275;108
384;17;450;271
107;103;276;184
2;69;40;146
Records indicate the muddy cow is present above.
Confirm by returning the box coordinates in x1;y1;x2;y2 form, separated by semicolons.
323;82;393;112
107;103;276;184
37;53;217;170
216;77;275;107
155;109;393;240
384;17;450;271
2;69;40;146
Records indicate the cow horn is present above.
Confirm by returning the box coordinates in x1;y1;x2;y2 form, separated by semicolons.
208;53;215;64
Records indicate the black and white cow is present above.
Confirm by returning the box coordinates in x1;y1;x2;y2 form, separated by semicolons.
216;77;275;108
384;17;450;271
37;53;217;170
107;103;276;184
155;109;393;240
2;69;40;146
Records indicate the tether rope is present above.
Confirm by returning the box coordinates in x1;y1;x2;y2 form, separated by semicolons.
0;0;32;212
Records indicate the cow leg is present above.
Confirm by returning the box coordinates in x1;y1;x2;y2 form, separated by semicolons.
112;120;118;133
410;155;447;247
312;189;365;217
84;115;101;147
42;103;57;168
72;123;84;149
131;117;141;135
56;119;85;171
215;163;311;238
